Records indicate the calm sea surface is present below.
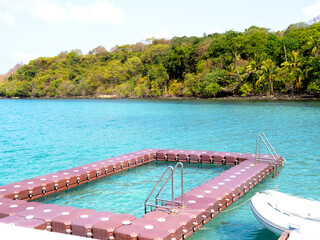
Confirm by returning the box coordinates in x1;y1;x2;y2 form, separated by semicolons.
0;99;319;239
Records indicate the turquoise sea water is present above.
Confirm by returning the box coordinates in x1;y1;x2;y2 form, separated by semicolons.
34;162;231;218
0;99;319;239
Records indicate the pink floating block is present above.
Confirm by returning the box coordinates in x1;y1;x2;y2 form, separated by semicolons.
0;198;26;210
176;150;190;162
125;154;142;166
222;167;262;193
256;153;277;161
173;208;204;232
201;151;218;163
185;188;228;208
197;184;237;206
124;149;157;165
212;152;227;164
136;149;158;162
142;211;169;220
197;151;211;163
112;156;131;171
164;213;194;238
0;201;42;219
156;150;168;161
35;173;68;193
102;158;123;173
161;200;207;228
150;213;192;239
115;224;145;240
0;186;15;199
224;152;240;165
189;150;202;163
92;214;137;240
71;211;117;238
19;179;44;200
83;162;105;178
237;153;256;162
204;180;241;201
0;215;46;230
166;149;179;161
51;208;96;234
17;204;78;231
144;148;159;155
2;183;29;200
114;218;158;240
138;227;172;240
74;165;98;182
92;161;114;177
55;169;83;188
116;216;184;240
33;176;59;195
175;194;221;218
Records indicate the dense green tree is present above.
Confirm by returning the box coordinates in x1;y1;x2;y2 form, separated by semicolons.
2;21;320;98
281;51;303;94
256;59;279;95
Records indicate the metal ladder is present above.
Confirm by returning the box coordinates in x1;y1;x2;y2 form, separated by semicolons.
144;162;184;214
255;133;281;176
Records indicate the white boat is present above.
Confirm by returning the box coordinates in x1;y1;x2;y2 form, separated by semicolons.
280;230;320;240
250;190;320;237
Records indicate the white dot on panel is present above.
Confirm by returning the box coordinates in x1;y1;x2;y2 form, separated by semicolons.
122;220;131;225
144;225;154;230
157;218;166;222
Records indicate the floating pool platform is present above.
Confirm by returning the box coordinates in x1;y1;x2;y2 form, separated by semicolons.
0;148;283;239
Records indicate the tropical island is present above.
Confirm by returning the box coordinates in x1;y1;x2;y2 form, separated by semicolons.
1;22;320;99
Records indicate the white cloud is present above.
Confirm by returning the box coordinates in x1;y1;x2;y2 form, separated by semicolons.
0;0;31;10
0;12;15;26
68;0;126;24
13;52;38;64
303;0;320;18
33;2;67;23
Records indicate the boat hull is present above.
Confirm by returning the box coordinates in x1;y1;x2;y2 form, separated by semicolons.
250;190;320;236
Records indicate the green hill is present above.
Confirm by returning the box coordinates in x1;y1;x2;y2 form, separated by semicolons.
1;23;320;98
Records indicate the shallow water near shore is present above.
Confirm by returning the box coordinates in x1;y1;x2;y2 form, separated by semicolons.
0;99;319;239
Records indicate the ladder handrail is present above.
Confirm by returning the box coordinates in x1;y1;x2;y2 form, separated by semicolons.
255;133;281;176
144;166;173;214
155;162;184;209
261;133;279;159
144;162;184;214
257;135;277;161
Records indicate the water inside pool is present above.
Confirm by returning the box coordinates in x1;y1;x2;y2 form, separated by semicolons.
34;161;231;218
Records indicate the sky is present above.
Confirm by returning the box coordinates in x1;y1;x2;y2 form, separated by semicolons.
0;0;320;74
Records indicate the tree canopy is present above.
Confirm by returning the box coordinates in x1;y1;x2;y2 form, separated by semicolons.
1;22;320;98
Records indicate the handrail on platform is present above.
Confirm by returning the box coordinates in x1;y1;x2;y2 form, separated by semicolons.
255;133;282;176
144;162;184;214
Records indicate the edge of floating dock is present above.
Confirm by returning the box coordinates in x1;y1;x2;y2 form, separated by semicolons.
0;149;282;239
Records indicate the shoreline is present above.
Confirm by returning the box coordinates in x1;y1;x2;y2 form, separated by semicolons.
0;94;319;101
